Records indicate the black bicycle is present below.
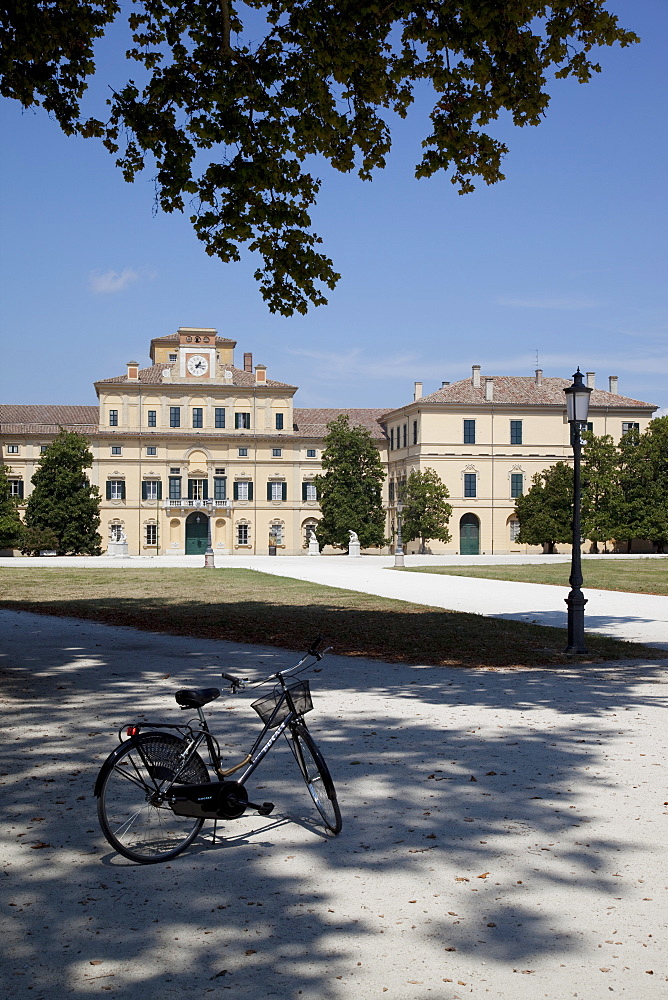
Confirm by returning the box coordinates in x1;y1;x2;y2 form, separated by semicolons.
94;638;341;864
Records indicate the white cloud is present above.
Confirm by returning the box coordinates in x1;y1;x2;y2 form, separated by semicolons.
89;268;142;294
497;296;598;310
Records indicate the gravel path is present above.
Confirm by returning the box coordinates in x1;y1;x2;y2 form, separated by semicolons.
1;609;666;999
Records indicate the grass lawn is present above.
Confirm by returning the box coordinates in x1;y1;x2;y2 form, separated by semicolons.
0;567;661;668
399;558;668;596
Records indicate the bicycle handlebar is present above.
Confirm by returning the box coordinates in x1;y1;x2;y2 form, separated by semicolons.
221;637;330;691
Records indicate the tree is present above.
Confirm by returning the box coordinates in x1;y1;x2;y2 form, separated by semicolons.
581;432;622;553
614;417;668;552
23;430;102;555
0;4;637;316
0;465;24;551
514;462;573;553
400;468;452;554
314;415;386;550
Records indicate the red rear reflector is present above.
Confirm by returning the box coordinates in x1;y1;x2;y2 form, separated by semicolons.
126;725;141;737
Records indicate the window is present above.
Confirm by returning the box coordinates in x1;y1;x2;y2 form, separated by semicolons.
107;480;125;500
145;524;158;546
146;446;157;456
234;480;253;501
510;473;524;498
109;410;118;426
586;422;593;433
275;413;284;430
510;420;523;445
142;480;162;500
302;482;317;502
390;428;395;451
215;407;225;428
110;524;123;542
622;421;639;435
168;476;182;500
147;410;157;427
192;407;203;428
170;467;180;474
509;519;521;543
213;476;227;501
238;447;248;457
6;445;19;454
237;523;249;545
235;412;251;429
403;424;407;448
388;480;395;502
269;523;283;545
169;406;181;428
306;448;316;458
268;481;287;501
464;473;477;498
169;353;177;362
9;479;23;498
463;420;476;444
187;478;208;500
413;420;418;445
111;446;122;456
272;448;282;458
40;445;48;454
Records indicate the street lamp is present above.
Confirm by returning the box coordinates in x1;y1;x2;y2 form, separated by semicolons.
563;369;592;653
394;499;405;567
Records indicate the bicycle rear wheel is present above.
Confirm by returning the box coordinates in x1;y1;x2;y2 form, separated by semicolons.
96;732;209;864
288;724;342;834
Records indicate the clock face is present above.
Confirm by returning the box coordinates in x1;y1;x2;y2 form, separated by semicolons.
187;354;209;377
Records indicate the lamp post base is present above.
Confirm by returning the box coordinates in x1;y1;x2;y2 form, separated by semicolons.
394;552;405;567
204;551;215;569
565;589;588;654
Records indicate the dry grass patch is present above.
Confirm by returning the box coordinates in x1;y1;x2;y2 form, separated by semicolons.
399;557;668;596
0;568;661;668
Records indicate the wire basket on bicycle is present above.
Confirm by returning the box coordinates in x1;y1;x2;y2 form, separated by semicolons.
251;679;313;727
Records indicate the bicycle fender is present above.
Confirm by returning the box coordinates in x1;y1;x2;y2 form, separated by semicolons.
93;731;186;797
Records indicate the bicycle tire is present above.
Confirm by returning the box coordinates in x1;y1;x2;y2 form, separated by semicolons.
288;724;342;834
96;732;209;864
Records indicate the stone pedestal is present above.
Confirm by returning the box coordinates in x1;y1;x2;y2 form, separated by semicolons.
107;542;129;557
347;540;361;558
308;537;321;556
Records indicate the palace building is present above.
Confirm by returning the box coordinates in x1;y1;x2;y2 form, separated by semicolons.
0;328;658;556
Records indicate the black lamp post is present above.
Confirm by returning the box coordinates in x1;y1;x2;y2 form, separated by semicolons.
204;499;215;568
394;499;405;567
563;369;592;653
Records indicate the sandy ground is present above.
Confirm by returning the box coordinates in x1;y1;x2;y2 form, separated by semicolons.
1;609;667;1000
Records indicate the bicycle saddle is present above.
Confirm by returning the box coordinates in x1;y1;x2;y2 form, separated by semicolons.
174;687;221;709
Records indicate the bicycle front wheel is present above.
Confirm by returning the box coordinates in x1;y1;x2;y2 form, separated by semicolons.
288;724;342;834
96;732;209;864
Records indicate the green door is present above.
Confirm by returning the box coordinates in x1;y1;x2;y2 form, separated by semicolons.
460;514;480;555
185;512;209;554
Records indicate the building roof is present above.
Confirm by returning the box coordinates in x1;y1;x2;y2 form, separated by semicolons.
95;363;296;389
151;332;237;346
0;404;99;435
408;376;655;411
293;408;388;440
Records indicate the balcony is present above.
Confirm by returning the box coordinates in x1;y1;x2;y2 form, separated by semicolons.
164;499;231;510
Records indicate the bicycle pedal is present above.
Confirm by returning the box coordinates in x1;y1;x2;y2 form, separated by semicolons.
258;802;275;816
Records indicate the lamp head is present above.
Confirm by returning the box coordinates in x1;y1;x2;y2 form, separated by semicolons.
564;368;592;423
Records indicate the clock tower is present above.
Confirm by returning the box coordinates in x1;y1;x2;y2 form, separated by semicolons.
178;328;216;379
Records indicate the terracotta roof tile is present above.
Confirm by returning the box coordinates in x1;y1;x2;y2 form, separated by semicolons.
0;404;99;435
96;364;295;388
293;408;388;440
414;376;655;410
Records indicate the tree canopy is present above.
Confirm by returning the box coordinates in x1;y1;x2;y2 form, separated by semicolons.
0;2;637;315
400;467;452;553
514;461;573;553
23;430;102;555
0;465;24;551
314;414;386;550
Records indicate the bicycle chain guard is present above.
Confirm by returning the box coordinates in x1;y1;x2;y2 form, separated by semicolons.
168;780;248;820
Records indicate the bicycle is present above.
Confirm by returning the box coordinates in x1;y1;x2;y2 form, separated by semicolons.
94;637;342;864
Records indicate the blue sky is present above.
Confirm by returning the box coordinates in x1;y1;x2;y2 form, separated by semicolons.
1;1;666;414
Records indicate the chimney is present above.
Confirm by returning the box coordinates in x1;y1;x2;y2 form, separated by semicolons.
255;364;267;384
586;371;595;389
441;381;450;388
484;377;494;402
472;365;481;388
127;361;139;381
414;381;423;401
609;375;618;394
243;352;253;373
535;369;543;385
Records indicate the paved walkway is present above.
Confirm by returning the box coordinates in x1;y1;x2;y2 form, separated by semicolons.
1;609;666;999
2;553;666;649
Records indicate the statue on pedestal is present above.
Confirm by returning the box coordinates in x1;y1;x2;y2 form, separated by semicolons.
347;529;361;557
